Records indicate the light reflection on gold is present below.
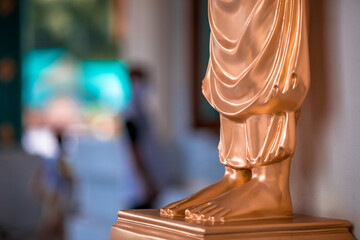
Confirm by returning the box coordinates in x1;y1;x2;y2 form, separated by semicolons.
161;0;310;221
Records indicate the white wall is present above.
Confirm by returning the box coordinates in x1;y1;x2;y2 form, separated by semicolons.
123;0;171;140
291;0;360;238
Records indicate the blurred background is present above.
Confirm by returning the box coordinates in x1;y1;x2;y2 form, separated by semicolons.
0;0;359;239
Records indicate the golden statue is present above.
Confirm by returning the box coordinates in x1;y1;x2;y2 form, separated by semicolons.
161;0;310;221
111;1;355;238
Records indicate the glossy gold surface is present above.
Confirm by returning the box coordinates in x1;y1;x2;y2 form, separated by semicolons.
111;210;355;240
161;0;310;221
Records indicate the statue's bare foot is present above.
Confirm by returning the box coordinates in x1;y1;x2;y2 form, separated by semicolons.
185;159;292;221
160;166;251;217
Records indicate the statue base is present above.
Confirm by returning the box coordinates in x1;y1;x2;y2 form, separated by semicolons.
110;209;355;240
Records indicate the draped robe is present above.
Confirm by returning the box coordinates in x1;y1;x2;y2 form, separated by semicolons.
202;0;310;168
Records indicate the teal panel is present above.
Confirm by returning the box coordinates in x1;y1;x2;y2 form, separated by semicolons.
81;60;132;113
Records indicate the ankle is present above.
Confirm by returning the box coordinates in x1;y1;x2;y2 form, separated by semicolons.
224;166;251;186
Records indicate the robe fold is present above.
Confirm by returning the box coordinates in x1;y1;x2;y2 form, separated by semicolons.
203;0;310;168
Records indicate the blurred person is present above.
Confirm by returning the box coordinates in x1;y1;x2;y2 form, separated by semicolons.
23;96;80;240
124;68;164;209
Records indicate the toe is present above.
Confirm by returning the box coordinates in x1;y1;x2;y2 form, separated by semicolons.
185;209;192;218
160;208;167;216
209;208;231;221
196;204;218;220
190;203;220;221
185;202;209;219
166;208;175;216
161;197;190;217
195;204;218;220
166;206;184;217
204;206;223;221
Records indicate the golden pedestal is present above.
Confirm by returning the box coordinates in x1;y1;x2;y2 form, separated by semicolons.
110;209;355;240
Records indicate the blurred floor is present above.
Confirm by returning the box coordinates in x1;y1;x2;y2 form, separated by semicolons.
65;130;223;240
65;136;143;240
0;149;42;240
